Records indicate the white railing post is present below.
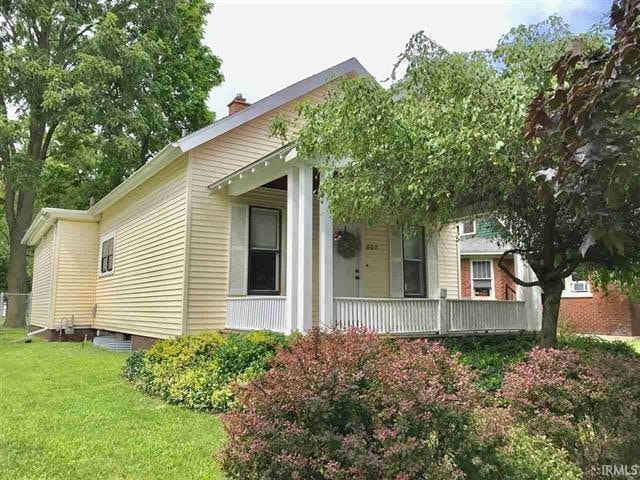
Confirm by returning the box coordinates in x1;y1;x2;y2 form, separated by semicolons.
438;288;448;335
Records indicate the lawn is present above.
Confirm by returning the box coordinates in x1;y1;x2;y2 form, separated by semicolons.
631;339;640;354
0;328;225;480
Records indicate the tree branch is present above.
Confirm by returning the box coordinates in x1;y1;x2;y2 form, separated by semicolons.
40;121;58;161
60;24;94;52
497;249;541;288
547;257;582;282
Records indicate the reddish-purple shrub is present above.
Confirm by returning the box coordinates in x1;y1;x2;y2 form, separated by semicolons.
501;347;640;477
219;329;499;479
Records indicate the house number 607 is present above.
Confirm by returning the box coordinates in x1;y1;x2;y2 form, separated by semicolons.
366;244;378;251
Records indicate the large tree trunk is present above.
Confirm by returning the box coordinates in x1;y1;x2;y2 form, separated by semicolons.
5;234;29;327
4;185;38;328
540;278;564;348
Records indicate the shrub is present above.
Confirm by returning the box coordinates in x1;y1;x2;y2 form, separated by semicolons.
219;329;502;480
441;334;538;391
214;330;289;382
558;334;638;358
496;428;582;480
501;347;640;477
122;331;287;412
557;316;577;337
122;349;146;382
440;334;638;392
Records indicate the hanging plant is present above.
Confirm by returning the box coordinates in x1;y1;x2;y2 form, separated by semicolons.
334;229;359;259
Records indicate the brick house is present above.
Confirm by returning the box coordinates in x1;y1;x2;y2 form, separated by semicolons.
459;218;640;336
459;219;518;301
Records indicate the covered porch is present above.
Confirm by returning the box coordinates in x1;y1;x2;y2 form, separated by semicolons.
210;146;536;336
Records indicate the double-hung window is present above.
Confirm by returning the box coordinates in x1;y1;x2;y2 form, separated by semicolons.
248;207;281;295
471;260;493;298
403;226;426;297
100;232;115;275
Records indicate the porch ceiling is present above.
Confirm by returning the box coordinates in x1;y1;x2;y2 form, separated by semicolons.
208;144;299;196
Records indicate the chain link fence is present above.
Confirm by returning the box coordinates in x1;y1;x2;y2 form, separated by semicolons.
0;293;32;334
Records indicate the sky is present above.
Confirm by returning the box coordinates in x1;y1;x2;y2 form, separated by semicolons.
205;0;611;119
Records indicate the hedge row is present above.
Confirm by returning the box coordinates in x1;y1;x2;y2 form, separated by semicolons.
221;330;637;479
123;329;640;478
123;330;287;412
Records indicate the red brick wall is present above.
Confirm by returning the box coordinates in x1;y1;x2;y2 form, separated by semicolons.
495;258;516;301
461;259;471;297
559;287;635;336
28;325;95;342
460;257;516;300
131;334;160;351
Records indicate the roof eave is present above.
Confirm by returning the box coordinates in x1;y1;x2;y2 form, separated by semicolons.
178;57;370;152
21;208;98;246
88;143;182;216
85;57;372;217
21;211;51;246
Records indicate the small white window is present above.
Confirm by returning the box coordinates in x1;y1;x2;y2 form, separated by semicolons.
459;221;476;236
99;232;116;276
471;260;494;298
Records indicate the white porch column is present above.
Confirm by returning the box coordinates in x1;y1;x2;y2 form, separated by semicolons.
297;164;314;332
285;166;299;334
319;193;334;329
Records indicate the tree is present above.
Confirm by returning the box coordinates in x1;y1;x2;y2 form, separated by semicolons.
0;0;222;326
281;2;639;346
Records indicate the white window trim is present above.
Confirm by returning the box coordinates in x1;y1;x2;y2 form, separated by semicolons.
471;259;495;300
98;231;116;277
459;220;476;237
562;275;593;298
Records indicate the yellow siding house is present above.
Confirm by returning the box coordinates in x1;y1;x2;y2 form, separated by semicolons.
23;58;473;346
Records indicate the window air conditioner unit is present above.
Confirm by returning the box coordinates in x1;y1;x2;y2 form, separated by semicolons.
572;281;588;292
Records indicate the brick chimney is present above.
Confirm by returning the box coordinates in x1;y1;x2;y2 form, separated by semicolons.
227;93;250;115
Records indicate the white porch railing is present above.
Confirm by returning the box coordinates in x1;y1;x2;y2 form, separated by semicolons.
334;297;440;335
225;295;531;336
226;296;287;333
447;299;527;333
334;296;528;336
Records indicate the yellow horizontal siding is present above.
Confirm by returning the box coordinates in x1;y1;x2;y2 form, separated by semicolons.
438;225;460;298
30;226;55;328
94;155;188;338
186;84;331;333
53;220;99;327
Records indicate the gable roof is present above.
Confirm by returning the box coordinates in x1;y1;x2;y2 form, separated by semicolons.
87;57;371;216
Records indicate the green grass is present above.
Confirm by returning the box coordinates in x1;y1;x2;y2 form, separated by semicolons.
630;340;640;354
0;328;225;479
